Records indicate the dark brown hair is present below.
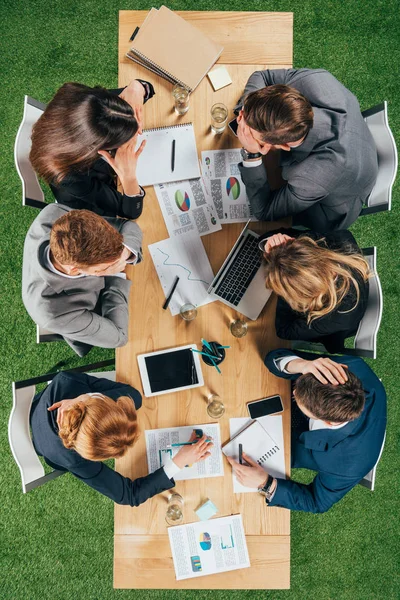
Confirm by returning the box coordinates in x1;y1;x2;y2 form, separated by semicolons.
50;209;124;267
243;84;314;144
30;82;138;184
295;371;365;422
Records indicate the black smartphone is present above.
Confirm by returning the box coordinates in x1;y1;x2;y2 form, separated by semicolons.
228;118;239;137
247;395;284;419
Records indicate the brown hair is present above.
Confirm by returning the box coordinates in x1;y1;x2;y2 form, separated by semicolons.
58;394;139;461
30;82;138;184
50;209;124;267
243;84;314;144
264;236;370;323
295;370;365;422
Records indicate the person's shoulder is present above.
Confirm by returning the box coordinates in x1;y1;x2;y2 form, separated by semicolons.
35;203;72;223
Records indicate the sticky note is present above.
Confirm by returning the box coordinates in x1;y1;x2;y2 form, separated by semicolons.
195;499;218;521
207;66;232;91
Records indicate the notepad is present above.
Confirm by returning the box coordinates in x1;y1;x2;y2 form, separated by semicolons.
135;123;200;186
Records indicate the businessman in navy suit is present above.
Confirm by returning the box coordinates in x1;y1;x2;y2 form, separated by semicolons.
226;350;386;513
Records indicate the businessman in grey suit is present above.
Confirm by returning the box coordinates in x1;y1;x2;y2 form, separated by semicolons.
22;205;142;357
235;68;378;231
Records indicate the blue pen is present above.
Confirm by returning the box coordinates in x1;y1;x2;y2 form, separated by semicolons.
207;354;222;374
191;349;219;360
201;338;214;353
217;345;230;349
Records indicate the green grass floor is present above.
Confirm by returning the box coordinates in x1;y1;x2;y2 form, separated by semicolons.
1;1;399;598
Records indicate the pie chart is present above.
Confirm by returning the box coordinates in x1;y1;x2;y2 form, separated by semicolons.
199;532;212;551
175;189;191;212
226;177;240;200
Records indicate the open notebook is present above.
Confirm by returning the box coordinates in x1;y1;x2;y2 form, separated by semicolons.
127;6;223;92
135;123;200;186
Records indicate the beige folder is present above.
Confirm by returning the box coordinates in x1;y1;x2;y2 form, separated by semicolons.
126;5;224;92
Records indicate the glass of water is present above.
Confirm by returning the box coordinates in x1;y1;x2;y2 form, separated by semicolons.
207;394;225;419
230;319;248;338
165;492;184;526
210;103;228;134
172;84;190;115
180;303;197;321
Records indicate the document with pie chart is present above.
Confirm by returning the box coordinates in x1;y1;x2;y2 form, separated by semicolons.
201;149;255;223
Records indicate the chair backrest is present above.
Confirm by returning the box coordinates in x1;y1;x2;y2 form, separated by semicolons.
358;430;386;491
14;95;48;210
36;324;63;344
8;359;115;493
361;101;398;215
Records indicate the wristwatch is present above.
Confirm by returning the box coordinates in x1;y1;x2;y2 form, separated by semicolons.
241;148;262;161
258;474;275;501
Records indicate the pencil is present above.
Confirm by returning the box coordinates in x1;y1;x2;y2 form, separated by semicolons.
162;276;179;310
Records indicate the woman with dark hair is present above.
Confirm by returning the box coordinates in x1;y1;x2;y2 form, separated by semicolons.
30;79;155;219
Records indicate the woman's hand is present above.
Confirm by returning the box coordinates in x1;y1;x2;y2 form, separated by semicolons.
226;452;268;488
173;432;213;469
98;134;146;196
286;357;349;385
119;80;146;133
48;399;77;428
263;233;294;253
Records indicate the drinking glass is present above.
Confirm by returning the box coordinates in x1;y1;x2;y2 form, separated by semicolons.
165;492;184;526
180;303;197;321
173;84;190;115
230;319;248;338
207;394;225;419
210;103;228;134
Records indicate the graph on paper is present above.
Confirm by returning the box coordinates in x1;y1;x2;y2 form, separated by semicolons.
148;232;216;316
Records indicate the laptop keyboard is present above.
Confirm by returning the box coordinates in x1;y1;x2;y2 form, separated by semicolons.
214;235;262;306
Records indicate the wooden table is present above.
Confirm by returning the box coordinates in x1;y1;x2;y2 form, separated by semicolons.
115;10;293;590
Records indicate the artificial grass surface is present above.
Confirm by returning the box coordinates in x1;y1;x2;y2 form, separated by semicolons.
1;1;399;599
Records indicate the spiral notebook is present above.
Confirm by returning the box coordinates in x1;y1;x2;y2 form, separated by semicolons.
126;6;224;92
135;123;200;186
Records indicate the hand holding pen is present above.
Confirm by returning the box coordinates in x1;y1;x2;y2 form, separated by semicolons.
172;431;214;468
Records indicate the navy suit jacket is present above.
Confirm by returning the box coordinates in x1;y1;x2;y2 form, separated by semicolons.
30;371;174;506
264;350;386;513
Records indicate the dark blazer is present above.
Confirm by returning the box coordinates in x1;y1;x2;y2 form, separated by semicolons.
259;229;369;353
50;81;155;219
235;69;378;232
30;371;174;505
264;349;386;513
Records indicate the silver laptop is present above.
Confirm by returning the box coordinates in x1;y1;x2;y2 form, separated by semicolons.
207;220;271;320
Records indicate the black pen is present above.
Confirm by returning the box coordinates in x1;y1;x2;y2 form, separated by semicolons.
162;275;179;310
171;139;176;172
239;443;243;465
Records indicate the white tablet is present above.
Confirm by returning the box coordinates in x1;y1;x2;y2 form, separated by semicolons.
137;344;204;397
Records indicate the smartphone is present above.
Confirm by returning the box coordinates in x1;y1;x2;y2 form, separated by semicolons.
228;118;239;137
247;395;284;419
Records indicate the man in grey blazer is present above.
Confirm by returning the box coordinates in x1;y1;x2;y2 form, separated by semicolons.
22;204;142;357
235;68;378;231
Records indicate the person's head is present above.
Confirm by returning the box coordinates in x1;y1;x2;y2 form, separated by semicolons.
294;370;365;424
264;236;370;323
50;209;127;277
30;82;138;184
243;84;314;150
58;393;139;460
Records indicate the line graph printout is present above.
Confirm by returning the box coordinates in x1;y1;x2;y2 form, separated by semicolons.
148;232;216;315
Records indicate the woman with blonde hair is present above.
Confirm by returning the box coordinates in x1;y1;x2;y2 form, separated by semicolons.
259;229;370;352
30;371;212;505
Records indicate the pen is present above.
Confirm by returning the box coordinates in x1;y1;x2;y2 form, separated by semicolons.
191;348;219;360
167;439;211;448
171;139;176;172
162;276;179;310
239;443;243;465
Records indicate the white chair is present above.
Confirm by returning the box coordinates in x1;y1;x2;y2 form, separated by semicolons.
36;324;63;343
14;95;48;209
291;247;383;359
358;431;386;491
361;101;398;215
8;359;115;493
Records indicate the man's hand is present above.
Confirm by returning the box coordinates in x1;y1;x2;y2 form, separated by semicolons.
226;452;268;488
119;80;146;133
173;432;213;469
286;357;349;385
237;109;272;155
98;134;146;196
263;233;294;253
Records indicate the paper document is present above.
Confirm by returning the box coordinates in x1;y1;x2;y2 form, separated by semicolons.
154;178;221;238
168;514;250;580
224;416;285;493
145;423;224;481
148;232;215;316
201;149;254;223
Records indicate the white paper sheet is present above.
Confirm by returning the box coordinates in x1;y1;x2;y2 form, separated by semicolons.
168;514;250;580
148;231;215;316
226;416;286;493
145;423;224;481
201;149;255;223
154;178;221;238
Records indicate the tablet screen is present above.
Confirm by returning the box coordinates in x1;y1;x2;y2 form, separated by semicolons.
144;348;199;393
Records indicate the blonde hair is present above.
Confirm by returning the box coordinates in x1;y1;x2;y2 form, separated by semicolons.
58;395;139;461
264;236;370;323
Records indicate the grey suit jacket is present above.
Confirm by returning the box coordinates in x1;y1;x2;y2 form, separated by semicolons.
22;204;142;356
235;68;378;232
